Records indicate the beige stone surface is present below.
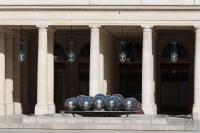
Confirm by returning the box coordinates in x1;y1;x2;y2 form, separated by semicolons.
89;26;100;96
35;26;49;115
0;28;6;116
142;26;157;114
5;31;14;115
47;28;55;114
193;27;200;119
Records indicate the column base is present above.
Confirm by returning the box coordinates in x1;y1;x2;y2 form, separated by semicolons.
48;104;55;114
35;104;48;115
0;104;6;116
192;105;200;119
6;103;14;115
14;102;22;115
142;104;157;115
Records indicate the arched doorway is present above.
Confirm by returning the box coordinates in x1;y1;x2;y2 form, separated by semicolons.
54;42;90;112
157;42;194;115
118;42;142;101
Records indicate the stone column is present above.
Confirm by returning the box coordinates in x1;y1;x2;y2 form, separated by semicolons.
47;28;55;114
5;30;14;115
13;33;22;115
35;25;48;115
0;28;6;116
89;25;100;97
193;26;200;119
142;26;157;114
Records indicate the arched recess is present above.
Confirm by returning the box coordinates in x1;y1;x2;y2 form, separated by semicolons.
157;41;194;115
78;43;90;95
54;43;67;112
118;42;142;102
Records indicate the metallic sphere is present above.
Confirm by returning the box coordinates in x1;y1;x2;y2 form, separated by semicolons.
106;95;111;101
95;94;106;101
78;96;93;111
64;97;77;111
112;95;124;110
93;96;105;111
76;95;86;101
123;98;137;111
112;94;124;101
105;96;120;111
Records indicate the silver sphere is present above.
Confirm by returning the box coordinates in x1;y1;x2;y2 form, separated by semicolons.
64;97;77;111
95;94;106;101
112;95;124;111
105;96;120;111
93;96;105;111
123;98;137;111
112;94;124;101
106;95;111;100
78;96;92;111
76;95;86;101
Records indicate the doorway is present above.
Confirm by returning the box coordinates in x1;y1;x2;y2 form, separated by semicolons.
159;64;190;115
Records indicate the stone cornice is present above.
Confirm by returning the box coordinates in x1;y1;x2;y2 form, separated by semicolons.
1;5;200;11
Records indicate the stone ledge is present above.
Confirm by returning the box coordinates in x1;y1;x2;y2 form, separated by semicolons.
0;114;197;131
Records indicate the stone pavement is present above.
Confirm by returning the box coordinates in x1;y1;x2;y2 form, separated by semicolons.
0;114;198;131
0;129;198;133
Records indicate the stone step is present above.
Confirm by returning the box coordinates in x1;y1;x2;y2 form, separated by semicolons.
0;114;197;131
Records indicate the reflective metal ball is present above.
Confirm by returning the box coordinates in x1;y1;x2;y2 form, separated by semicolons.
112;95;124;111
93;96;105;111
112;94;124;101
64;97;77;111
123;98;137;111
76;95;86;101
105;96;120;111
78;96;92;111
95;94;106;101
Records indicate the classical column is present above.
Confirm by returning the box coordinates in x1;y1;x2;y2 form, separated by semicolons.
35;25;48;115
89;25;100;97
193;26;200;119
0;28;6;116
13;33;22;115
5;30;14;115
142;26;157;114
47;28;55;114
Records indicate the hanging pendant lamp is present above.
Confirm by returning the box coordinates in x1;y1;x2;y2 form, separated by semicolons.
67;26;76;64
119;26;127;63
18;26;25;63
170;27;178;63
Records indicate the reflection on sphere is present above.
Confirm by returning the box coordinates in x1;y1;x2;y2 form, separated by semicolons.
123;98;137;111
64;97;77;111
93;96;105;111
105;96;120;111
78;96;92;111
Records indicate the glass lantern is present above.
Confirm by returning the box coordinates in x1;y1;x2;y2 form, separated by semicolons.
170;51;178;63
18;49;25;62
67;50;76;63
170;41;178;63
119;51;127;63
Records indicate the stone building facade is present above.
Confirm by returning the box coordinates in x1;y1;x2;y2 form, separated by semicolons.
0;0;200;118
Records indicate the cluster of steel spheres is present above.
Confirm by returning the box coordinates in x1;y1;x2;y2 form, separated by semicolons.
64;94;140;111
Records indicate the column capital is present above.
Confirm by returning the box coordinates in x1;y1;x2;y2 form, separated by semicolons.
194;25;200;32
89;25;101;29
36;25;48;29
141;25;153;32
